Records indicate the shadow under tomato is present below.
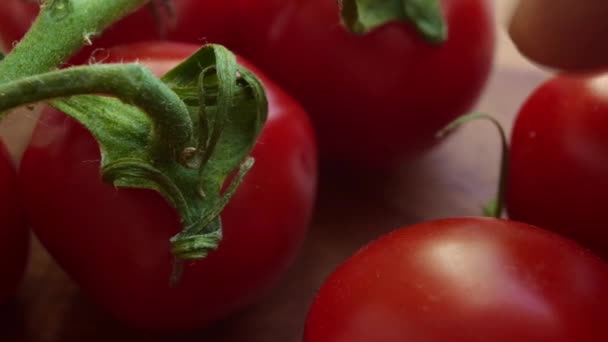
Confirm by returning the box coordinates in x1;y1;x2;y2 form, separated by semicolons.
0;298;26;340
49;292;219;342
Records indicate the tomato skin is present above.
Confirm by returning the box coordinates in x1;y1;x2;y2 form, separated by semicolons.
233;0;495;166
1;0;494;166
0;1;37;52
0;141;28;303
304;218;608;342
18;42;318;331
507;73;608;259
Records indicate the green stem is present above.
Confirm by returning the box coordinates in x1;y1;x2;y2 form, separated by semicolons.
171;156;255;259
0;39;267;282
0;0;150;83
0;0;268;284
437;113;509;219
0;64;193;161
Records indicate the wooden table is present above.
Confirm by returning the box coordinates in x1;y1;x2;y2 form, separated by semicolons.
0;64;548;341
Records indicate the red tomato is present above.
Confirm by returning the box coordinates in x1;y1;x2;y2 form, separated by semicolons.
18;42;318;331
304;218;608;342
0;140;28;303
234;0;496;166
1;0;494;167
0;0;37;52
507;72;608;259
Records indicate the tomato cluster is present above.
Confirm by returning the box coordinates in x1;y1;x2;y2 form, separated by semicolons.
1;0;608;341
0;0;495;167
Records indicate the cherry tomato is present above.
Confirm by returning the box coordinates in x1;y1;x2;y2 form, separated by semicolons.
507;72;608;259
234;0;495;166
304;217;608;342
0;140;28;304
1;0;494;167
19;42;318;331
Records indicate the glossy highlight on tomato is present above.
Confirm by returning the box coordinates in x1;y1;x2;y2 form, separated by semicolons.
18;42;318;331
507;72;608;259
0;140;28;304
304;218;608;342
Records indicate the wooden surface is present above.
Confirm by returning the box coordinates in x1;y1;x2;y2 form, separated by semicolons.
0;65;548;341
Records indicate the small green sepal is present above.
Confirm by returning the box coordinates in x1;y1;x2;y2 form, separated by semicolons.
340;0;447;43
0;44;267;265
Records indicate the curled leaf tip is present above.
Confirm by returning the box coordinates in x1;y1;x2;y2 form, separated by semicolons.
170;228;222;260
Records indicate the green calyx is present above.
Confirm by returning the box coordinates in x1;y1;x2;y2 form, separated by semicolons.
91;45;267;261
340;0;447;43
161;45;268;259
0;0;267;283
0;44;267;264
